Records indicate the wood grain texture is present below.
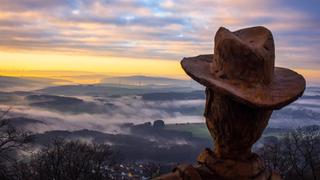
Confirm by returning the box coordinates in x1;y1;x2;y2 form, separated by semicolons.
213;27;275;84
205;88;272;159
181;54;305;109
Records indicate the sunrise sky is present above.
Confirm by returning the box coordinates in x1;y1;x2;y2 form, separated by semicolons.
0;0;319;84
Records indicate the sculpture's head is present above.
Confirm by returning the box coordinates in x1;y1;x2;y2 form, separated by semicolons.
212;26;274;85
181;26;305;110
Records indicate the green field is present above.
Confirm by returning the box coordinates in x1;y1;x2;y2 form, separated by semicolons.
165;123;211;139
165;123;289;140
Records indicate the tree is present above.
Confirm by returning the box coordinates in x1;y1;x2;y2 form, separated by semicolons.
258;128;320;180
0;108;32;179
284;128;320;180
12;139;114;180
258;136;290;176
153;120;165;129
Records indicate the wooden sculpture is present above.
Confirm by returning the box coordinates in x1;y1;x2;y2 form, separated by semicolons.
155;26;306;180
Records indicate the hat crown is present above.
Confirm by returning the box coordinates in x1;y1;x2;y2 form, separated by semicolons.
212;26;275;84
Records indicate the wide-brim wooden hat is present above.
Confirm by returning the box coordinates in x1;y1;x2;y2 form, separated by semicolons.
181;26;306;109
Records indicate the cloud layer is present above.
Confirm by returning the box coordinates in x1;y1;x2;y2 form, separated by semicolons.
0;0;319;69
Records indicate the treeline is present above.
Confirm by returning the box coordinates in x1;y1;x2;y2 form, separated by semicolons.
258;126;320;180
0;112;115;180
1;140;114;180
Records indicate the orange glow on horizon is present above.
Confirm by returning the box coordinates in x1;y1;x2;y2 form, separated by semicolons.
0;51;187;83
0;51;319;85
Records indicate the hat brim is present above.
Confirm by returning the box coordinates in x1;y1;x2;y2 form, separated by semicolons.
181;54;306;109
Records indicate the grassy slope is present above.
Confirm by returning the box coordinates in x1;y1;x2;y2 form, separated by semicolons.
165;123;211;139
165;123;289;140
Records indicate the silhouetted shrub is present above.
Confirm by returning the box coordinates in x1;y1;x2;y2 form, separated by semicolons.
258;128;320;180
11;139;114;180
0;109;32;179
153;120;165;129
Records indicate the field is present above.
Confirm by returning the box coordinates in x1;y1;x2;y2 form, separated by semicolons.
165;123;211;139
165;123;290;140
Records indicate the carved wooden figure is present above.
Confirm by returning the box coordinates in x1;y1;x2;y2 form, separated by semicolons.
155;26;305;180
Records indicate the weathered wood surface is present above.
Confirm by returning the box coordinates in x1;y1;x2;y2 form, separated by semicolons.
200;88;278;179
181;27;305;110
204;88;272;159
213;27;275;85
181;55;305;109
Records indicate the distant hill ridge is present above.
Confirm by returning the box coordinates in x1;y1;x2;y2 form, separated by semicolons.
101;75;190;86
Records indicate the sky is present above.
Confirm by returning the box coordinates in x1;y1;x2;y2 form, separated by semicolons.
0;0;319;83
